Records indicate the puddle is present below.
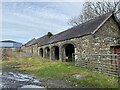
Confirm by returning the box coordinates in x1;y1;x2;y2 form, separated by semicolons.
3;72;35;82
1;71;46;89
21;85;45;88
18;85;46;90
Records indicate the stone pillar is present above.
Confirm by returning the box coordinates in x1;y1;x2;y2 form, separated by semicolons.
38;47;40;56
50;46;52;60
36;45;38;56
75;48;77;62
59;45;62;61
63;47;66;62
43;47;45;58
51;47;55;60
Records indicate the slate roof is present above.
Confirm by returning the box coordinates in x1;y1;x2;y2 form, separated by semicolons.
38;12;115;46
36;35;50;46
24;35;50;46
25;12;119;47
24;38;36;46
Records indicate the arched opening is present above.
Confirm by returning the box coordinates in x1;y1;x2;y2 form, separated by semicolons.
45;47;50;59
54;46;59;60
51;46;59;60
39;48;43;57
31;47;33;54
63;44;75;62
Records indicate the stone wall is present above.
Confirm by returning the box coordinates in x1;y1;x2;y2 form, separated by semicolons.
22;44;38;56
74;17;119;56
32;44;38;56
95;17;120;38
23;16;120;62
23;46;32;54
38;38;77;61
0;47;21;60
90;17;119;54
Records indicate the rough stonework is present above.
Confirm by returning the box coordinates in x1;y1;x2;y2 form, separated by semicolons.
22;12;120;63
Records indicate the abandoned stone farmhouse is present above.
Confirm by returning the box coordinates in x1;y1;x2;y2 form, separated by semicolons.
22;12;120;62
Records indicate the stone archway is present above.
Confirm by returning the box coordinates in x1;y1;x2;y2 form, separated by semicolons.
39;48;43;57
62;43;75;62
52;46;59;60
44;47;50;59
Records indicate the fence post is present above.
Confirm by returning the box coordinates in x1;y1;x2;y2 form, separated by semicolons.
118;53;120;78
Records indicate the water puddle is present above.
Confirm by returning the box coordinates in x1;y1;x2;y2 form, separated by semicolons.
20;85;45;88
1;71;46;89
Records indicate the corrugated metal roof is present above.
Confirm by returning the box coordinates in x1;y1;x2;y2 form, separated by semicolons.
0;40;21;44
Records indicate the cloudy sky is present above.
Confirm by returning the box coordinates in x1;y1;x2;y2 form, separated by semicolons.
1;1;84;44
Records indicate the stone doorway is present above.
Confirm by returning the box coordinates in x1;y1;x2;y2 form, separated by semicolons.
63;44;75;62
45;47;50;59
51;46;59;60
39;48;43;57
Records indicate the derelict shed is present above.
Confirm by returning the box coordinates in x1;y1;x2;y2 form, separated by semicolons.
22;38;37;54
22;11;120;76
22;12;120;62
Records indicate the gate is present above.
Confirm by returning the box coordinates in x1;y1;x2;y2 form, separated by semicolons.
75;53;119;77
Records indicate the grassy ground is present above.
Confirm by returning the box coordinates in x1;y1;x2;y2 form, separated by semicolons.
1;55;119;88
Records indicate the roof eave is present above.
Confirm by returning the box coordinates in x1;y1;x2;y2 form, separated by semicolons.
91;13;113;35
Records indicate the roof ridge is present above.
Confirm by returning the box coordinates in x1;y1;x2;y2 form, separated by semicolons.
50;12;113;37
91;12;113;34
25;12;116;47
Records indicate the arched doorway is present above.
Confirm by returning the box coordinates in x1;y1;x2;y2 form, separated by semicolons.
55;46;59;60
39;48;43;57
63;44;75;62
52;46;59;60
45;47;50;59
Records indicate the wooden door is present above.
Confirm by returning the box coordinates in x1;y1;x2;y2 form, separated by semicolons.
113;47;120;67
114;47;120;54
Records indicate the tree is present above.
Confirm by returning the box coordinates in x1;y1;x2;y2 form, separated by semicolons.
47;32;53;38
68;0;120;26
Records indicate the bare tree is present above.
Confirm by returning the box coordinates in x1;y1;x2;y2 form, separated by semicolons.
68;0;120;26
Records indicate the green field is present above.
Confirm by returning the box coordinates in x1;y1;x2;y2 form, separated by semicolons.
1;55;119;88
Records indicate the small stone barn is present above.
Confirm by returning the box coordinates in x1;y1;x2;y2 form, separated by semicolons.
23;12;120;62
22;38;38;55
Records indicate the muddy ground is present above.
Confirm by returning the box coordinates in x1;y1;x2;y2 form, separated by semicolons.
1;52;76;89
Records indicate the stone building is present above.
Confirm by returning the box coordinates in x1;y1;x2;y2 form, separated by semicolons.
22;38;38;55
22;12;120;62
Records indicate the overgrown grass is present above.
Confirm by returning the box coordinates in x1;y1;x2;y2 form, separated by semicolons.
1;56;118;88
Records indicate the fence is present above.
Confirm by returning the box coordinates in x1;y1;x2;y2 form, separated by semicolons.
75;53;119;77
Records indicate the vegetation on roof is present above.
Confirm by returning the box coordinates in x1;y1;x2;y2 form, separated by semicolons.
47;32;53;38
